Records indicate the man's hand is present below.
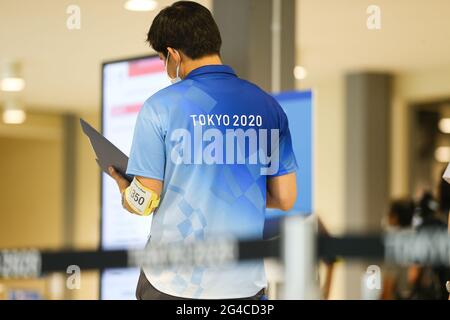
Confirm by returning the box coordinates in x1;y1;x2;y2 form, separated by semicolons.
108;166;135;213
108;166;130;194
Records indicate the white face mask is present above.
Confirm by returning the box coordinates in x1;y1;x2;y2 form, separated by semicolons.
165;52;182;84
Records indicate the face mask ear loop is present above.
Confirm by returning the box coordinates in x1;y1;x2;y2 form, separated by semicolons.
166;50;182;84
165;53;170;70
174;50;181;78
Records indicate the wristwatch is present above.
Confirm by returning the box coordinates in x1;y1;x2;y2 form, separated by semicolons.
446;281;450;294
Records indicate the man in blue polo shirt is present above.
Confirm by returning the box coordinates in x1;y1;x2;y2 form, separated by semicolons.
109;1;297;300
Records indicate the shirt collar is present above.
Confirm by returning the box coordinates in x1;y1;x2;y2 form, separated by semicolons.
185;65;237;79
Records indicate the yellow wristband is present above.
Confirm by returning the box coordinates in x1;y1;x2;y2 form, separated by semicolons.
125;178;160;216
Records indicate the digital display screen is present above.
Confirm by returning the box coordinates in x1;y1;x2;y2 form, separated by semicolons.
101;55;170;299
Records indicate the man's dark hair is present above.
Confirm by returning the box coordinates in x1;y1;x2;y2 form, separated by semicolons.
147;1;222;59
389;199;415;228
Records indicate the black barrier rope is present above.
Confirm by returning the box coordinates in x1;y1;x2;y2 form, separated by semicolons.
318;235;384;261
1;230;450;278
0;238;280;278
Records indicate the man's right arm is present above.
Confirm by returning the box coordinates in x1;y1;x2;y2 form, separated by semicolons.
266;172;297;211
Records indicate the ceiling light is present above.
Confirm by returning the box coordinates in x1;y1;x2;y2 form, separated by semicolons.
438;118;450;134
434;146;450;163
293;66;307;80
3;109;26;124
1;61;25;92
2;100;26;124
1;77;25;92
124;0;157;12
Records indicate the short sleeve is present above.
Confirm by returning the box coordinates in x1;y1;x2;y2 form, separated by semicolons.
126;101;166;181
269;108;298;177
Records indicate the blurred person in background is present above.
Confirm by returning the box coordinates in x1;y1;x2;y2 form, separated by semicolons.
318;219;335;300
408;190;450;300
412;192;447;229
381;199;415;300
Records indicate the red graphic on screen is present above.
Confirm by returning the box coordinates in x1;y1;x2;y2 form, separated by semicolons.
111;103;142;116
128;58;165;77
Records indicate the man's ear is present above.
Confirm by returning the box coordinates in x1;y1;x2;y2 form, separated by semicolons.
167;47;181;64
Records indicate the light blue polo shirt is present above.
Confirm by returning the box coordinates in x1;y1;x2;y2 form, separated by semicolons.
126;65;297;299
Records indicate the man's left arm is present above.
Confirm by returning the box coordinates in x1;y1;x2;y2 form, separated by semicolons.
109;100;166;215
109;167;163;215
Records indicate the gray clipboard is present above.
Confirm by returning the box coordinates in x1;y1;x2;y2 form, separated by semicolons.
80;118;133;182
